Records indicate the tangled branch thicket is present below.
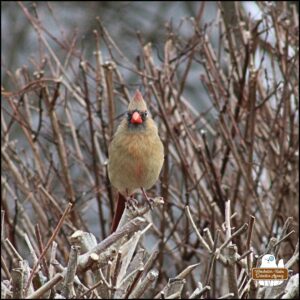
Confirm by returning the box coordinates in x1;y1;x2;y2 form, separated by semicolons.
1;2;299;299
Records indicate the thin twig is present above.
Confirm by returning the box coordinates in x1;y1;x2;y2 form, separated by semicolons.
24;203;72;296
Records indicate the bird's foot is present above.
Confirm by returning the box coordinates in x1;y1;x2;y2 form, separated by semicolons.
146;197;154;210
141;187;154;210
126;195;138;210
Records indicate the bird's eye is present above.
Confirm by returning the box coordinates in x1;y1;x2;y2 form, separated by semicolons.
127;112;132;119
143;111;148;118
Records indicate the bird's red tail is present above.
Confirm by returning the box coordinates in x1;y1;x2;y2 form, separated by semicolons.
110;193;126;233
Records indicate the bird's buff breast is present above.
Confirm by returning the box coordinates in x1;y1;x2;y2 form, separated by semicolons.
108;130;164;195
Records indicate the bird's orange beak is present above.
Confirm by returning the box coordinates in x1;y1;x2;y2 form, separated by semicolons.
130;111;143;124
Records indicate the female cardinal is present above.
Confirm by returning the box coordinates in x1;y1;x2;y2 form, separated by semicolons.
108;90;164;233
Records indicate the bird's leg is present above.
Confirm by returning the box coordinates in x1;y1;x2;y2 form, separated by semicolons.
126;189;138;210
141;187;154;210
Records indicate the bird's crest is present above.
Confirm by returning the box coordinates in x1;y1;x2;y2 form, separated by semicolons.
128;90;148;111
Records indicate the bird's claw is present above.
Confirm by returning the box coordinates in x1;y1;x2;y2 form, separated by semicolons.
141;187;155;210
146;197;154;210
126;196;138;210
